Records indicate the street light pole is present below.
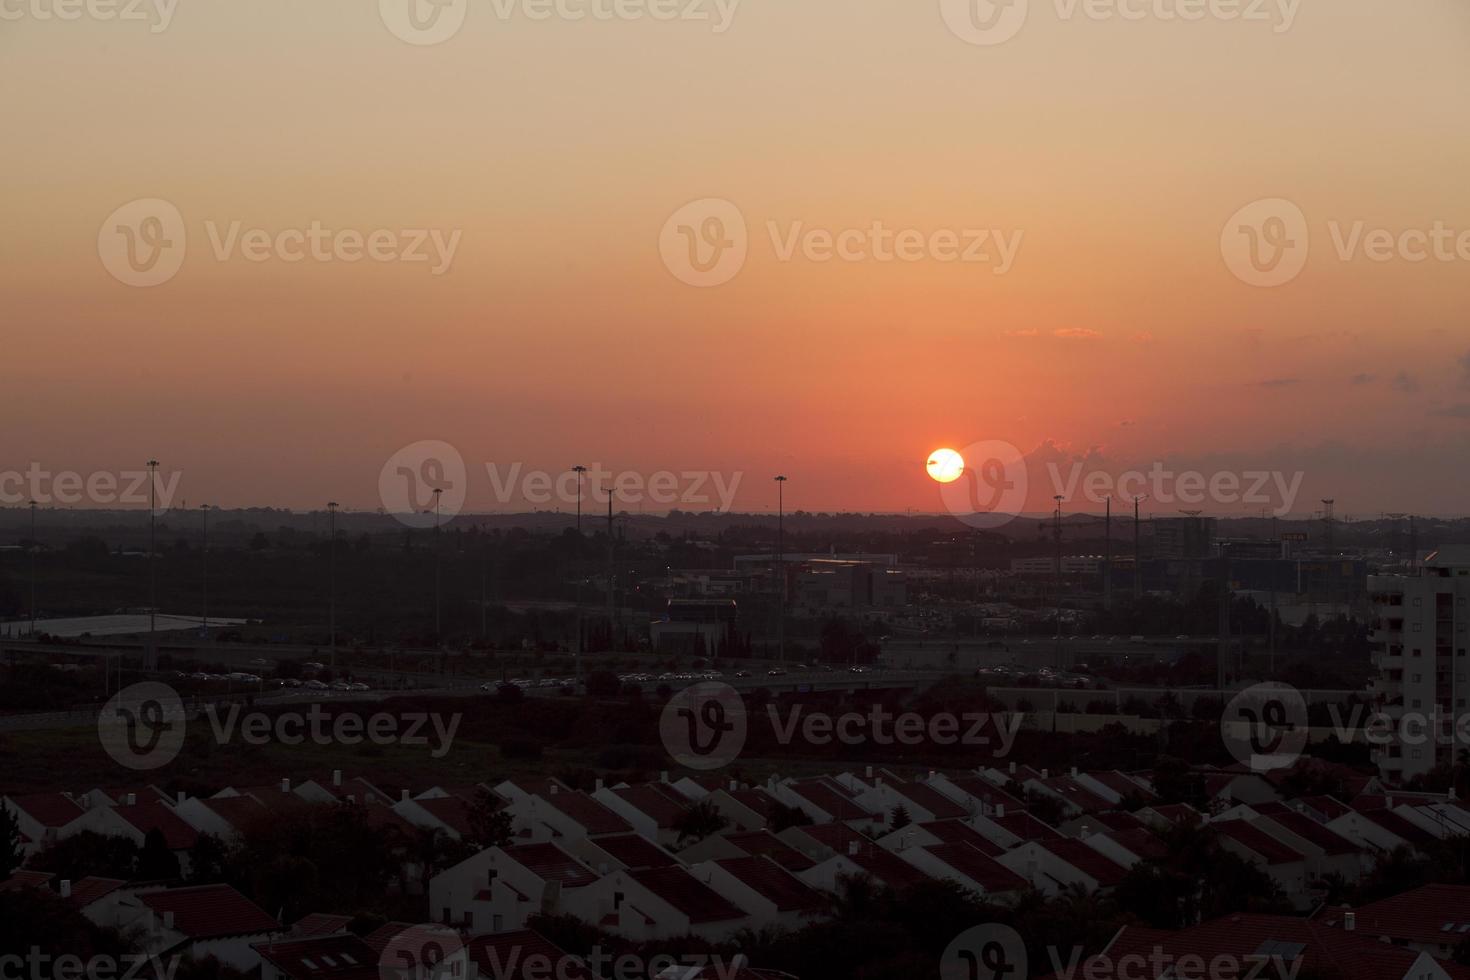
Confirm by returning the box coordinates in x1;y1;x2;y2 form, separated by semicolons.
1053;494;1064;669
572;465;587;534
148;459;159;668
433;489;443;646
28;500;37;637
775;475;787;664
327;502;338;670
201;504;210;635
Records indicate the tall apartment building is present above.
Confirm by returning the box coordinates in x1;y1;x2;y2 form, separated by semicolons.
1367;547;1470;782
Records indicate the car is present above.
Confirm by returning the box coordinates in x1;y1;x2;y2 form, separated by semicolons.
766;668;787;676
348;682;369;692
330;681;352;691
1175;634;1190;640
249;658;271;667
848;665;869;673
303;679;328;691
303;661;325;671
734;670;750;678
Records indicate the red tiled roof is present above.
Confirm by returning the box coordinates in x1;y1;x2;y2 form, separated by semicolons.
722;830;816;872
713;856;824;913
1213;819;1305;866
115;801;199;851
6;792;83;828
1264;812;1361;857
1355;807;1437;847
359;923;417;956
1318;885;1470;947
543;792;633;836
291;913;354;938
502;843;598;888
888;781;969;820
202;794;270;832
66;877;125;908
610;786;690;829
1037;837;1128;887
915;820;1003;857
253;934;378;980
628;867;746;924
784;780;876;823
788;821;870;856
725;788;781;820
924;843;1027;894
1145;803;1202;826
1095;828;1168;862
989;810;1060;841
1086;771;1157;802
1087;810;1147;833
469;929;592;980
1035;777;1114;814
0;870;55;892
415;795;475;837
1297;795;1351;821
140;884;280;939
942;775;1024;811
585;832;677;870
843;844;931;891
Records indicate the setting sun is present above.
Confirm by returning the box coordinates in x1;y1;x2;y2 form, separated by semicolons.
926;447;965;484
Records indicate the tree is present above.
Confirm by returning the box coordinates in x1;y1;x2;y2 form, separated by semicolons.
0;806;22;879
467;790;514;851
186;833;232;885
768;801;812;833
30;831;139;882
889;805;911;831
136;827;181;881
673;800;730;846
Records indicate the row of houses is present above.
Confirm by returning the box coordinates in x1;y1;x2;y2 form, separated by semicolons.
8;759;1470;978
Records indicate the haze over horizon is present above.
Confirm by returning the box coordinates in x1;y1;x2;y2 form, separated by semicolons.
4;0;1469;516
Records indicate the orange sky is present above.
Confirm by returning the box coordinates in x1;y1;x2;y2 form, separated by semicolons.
3;0;1469;518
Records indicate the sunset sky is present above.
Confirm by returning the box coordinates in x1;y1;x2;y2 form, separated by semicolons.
3;0;1469;518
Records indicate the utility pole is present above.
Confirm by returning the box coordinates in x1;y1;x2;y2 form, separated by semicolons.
775;475;788;664
28;500;37;637
327;502;338;670
1053;495;1064;669
573;465;587;534
1269;515;1278;677
201;504;210;635
1132;496;1144;601
606;490;615;650
1103;497;1112;613
147;459;159;670
433;489;442;646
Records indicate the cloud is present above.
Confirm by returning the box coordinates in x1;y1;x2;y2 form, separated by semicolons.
1130;331;1155;343
1003;328;1040;338
1392;372;1421;393
1053;328;1102;340
1350;373;1376;385
1260;378;1301;389
1434;403;1470;419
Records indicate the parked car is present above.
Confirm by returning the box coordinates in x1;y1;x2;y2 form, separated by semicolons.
303;679;328;691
